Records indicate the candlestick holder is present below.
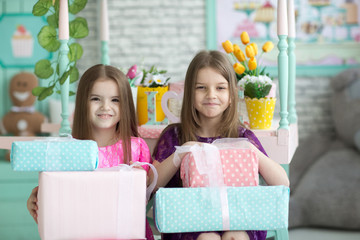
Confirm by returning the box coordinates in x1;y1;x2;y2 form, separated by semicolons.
59;39;72;135
277;35;289;129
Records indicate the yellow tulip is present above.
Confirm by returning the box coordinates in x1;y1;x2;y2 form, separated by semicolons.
222;40;234;53
250;43;258;56
233;44;240;52
245;45;255;59
234;47;246;62
248;58;257;70
262;41;274;52
233;63;245;75
240;32;250;45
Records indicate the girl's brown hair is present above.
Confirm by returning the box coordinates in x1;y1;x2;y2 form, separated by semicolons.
179;50;240;144
72;64;138;164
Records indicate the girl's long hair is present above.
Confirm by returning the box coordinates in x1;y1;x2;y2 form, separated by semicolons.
179;50;240;144
72;64;138;164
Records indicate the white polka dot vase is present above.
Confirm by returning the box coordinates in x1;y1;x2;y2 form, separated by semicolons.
244;97;276;129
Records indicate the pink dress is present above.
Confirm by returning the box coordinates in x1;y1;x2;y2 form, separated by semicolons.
98;136;154;240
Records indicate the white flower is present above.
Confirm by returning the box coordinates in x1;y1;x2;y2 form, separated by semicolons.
237;74;272;88
257;75;272;84
143;73;154;86
152;74;167;85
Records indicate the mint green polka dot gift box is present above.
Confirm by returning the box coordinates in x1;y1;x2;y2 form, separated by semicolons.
154;186;289;233
10;138;99;171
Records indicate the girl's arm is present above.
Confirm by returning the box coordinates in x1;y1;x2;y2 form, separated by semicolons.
243;128;289;186
244;141;289;186
254;145;290;187
151;156;178;190
149;141;198;190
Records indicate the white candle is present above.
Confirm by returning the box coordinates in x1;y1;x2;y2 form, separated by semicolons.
277;0;288;36
59;0;69;40
101;0;109;41
288;0;296;38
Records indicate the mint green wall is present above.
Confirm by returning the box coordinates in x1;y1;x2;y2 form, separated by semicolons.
0;3;41;239
0;0;50;119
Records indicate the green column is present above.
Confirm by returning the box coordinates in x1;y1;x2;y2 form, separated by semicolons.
59;39;72;135
101;40;110;65
288;37;297;124
277;35;289;129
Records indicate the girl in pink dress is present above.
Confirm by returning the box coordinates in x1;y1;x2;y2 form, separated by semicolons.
27;64;154;240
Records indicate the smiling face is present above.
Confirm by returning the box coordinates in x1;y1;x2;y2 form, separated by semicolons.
194;67;231;123
88;78;121;132
9;72;38;107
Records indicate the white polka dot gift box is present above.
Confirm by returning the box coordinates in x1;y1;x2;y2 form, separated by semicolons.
10;137;98;171
178;141;259;188
154;186;289;233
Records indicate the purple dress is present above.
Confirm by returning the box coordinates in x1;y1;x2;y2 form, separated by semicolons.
153;125;268;240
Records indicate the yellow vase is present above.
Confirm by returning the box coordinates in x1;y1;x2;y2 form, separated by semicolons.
245;97;276;129
137;86;169;125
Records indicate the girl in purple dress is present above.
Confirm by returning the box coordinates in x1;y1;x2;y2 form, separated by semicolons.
26;64;154;240
151;50;289;240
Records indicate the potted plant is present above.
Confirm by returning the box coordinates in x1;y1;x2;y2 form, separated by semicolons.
125;65;171;125
31;0;89;101
222;32;276;129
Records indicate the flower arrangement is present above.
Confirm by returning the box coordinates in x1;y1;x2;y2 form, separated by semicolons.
126;65;170;88
222;32;274;99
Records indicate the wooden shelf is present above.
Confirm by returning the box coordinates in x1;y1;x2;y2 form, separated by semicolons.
1;122;298;165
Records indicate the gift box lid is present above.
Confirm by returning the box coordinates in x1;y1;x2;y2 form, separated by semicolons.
10;137;99;171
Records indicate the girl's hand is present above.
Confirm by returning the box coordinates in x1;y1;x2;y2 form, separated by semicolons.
27;186;39;224
129;161;146;170
129;161;150;186
177;141;201;160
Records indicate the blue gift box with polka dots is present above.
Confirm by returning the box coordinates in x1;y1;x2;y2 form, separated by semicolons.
154;186;289;233
10;139;99;171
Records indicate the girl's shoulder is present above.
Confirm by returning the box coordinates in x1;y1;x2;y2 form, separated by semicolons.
238;125;254;137
158;123;181;141
130;136;149;147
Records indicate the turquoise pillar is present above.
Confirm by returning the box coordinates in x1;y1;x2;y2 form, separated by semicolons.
287;37;297;124
59;40;72;135
101;40;110;65
277;35;289;129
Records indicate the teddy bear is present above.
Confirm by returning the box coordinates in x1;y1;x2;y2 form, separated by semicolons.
0;72;47;160
289;68;360;230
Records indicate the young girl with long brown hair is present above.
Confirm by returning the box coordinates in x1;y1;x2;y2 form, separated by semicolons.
27;64;154;240
151;50;289;240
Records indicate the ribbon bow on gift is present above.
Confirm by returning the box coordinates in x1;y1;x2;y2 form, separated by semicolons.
172;138;251;231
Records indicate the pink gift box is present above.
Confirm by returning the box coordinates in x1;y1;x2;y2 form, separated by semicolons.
37;167;146;240
180;143;259;187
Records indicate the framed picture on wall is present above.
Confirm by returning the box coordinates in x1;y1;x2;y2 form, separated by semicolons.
206;0;360;76
0;13;51;68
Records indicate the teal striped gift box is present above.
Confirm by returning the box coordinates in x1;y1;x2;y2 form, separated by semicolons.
10;138;98;171
154;186;289;233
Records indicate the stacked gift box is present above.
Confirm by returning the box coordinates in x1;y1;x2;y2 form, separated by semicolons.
154;140;290;233
11;137;146;240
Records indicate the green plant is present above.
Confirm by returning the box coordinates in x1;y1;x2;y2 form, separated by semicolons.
31;0;89;101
